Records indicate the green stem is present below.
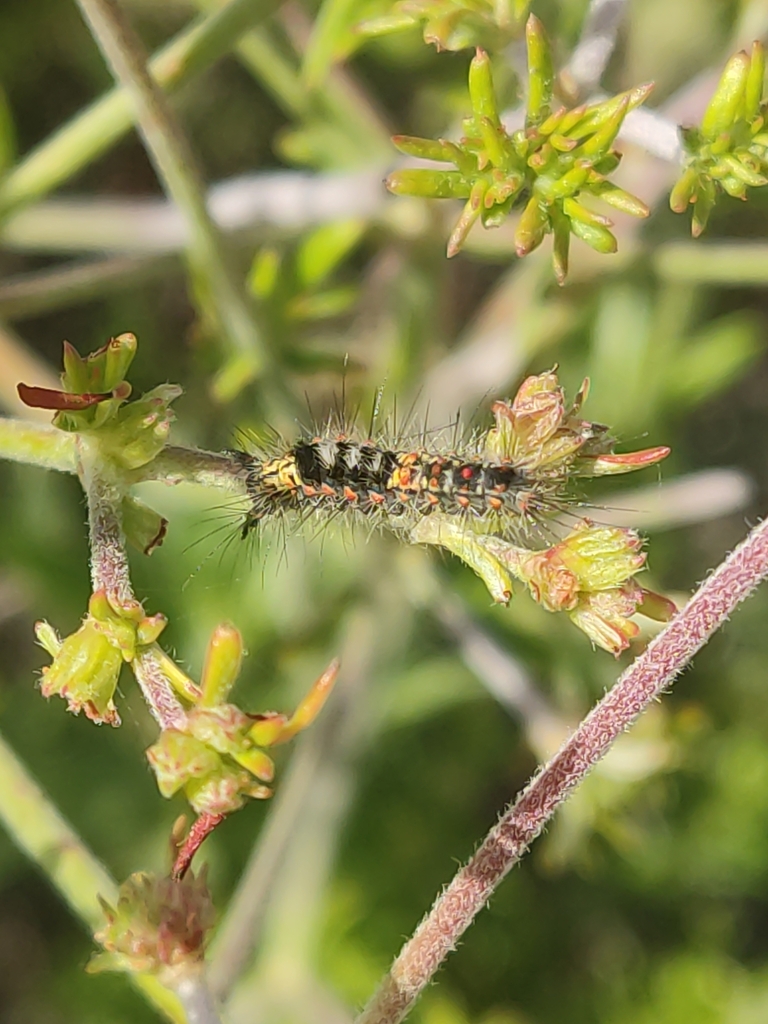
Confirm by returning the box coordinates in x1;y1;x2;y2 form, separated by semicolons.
0;0;277;214
0;728;185;1023
0;417;246;493
0;418;77;472
74;0;267;382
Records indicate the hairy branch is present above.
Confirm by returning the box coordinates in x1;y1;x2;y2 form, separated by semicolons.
357;515;768;1024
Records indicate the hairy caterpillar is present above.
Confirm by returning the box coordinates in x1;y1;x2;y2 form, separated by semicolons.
231;370;660;546
236;435;554;540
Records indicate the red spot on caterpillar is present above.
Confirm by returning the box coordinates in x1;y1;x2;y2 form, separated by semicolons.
460;466;474;480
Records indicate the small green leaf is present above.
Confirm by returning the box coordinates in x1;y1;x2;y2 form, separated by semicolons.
248;247;281;299
392;135;461;162
692;177;716;237
514;195;549;255
701;50;750;140
296;219;365;288
669;166;699;212
525;14;554;123
745;41;766;120
387;168;471;198
447;179;487;256
469;48;500;126
570;217;617;253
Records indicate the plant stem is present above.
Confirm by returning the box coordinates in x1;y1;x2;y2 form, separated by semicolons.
75;0;267;383
0;0;277;214
79;440;135;607
175;972;224;1024
138;445;246;492
656;240;768;284
0;417;77;472
0;416;246;492
77;438;188;730
356;514;768;1024
0;728;186;1023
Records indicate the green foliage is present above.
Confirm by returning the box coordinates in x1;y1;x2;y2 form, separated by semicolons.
671;41;768;235
387;21;651;280
2;1;768;1022
359;0;530;53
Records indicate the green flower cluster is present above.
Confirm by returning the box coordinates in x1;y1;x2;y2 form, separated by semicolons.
410;370;676;653
147;625;339;816
359;0;529;53
671;42;768;236
386;17;651;282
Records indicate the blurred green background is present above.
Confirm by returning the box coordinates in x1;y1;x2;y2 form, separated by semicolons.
3;0;768;1022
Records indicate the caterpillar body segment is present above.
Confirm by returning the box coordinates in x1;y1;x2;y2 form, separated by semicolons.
235;436;542;538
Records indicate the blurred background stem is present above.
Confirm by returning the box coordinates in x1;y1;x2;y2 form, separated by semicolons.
0;728;186;1023
75;0;268;395
0;0;278;213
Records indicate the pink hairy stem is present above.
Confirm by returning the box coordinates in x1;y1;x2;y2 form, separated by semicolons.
357;515;768;1024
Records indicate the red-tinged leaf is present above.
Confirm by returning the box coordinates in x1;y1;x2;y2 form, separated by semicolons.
586;446;671;475
639;588;678;622
17;383;111;410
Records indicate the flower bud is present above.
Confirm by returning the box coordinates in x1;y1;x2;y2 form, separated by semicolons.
199;624;244;707
88;868;215;979
38;615;123;726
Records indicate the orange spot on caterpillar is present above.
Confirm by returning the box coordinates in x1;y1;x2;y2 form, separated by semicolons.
343;486;358;502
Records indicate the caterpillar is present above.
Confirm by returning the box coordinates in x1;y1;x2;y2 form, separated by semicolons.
231;370;631;545
235;437;543;533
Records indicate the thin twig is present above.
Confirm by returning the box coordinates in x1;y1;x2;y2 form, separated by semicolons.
75;0;267;376
133;648;189;732
0;418;77;471
0;170;390;255
77;437;188;730
356;514;768;1024
78;439;136;608
0;417;248;491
